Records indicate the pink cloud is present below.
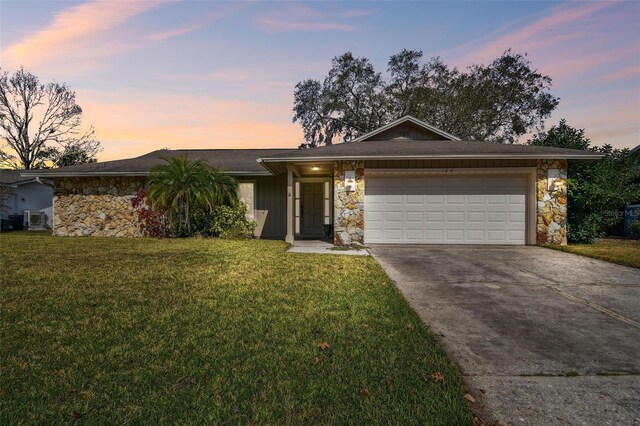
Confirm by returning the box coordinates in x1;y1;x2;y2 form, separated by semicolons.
466;0;618;63
146;3;249;41
257;4;357;32
599;65;640;82
341;9;375;18
453;0;639;87
3;0;171;70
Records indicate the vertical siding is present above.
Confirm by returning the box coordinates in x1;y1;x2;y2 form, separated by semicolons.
239;175;287;239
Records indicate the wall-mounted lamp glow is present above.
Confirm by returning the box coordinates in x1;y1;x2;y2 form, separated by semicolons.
547;168;561;190
344;170;356;191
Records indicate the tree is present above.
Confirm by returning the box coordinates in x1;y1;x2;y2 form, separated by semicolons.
529;120;640;243
293;49;559;147
145;156;238;236
0;68;101;169
293;53;388;147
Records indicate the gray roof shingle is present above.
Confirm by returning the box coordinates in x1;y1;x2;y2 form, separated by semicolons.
258;139;603;161
21;139;602;178
21;149;296;177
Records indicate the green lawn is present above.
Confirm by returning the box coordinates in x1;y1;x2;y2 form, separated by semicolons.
548;238;640;269
0;232;471;424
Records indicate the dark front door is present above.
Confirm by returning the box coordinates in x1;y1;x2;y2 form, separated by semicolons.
300;182;323;237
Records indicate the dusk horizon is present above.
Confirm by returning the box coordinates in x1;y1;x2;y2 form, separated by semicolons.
1;0;639;162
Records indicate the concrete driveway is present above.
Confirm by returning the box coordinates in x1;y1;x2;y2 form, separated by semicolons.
369;245;640;425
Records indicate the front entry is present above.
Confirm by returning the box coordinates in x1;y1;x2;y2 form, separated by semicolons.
300;182;324;238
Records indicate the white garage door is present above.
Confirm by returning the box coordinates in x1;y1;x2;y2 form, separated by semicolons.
365;174;528;244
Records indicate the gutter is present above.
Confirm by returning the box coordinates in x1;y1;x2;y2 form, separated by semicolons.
256;158;279;175
20;170;273;178
257;153;605;162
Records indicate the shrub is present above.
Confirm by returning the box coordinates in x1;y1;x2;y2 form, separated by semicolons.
131;190;171;237
209;202;256;239
629;219;640;238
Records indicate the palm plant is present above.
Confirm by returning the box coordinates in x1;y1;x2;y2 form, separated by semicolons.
145;156;238;235
208;167;239;207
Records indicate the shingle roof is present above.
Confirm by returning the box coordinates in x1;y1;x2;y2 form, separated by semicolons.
1;169;33;185
21;139;602;179
21;149;296;177
258;139;604;162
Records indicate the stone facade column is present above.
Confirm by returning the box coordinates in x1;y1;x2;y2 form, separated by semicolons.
536;159;568;245
333;161;365;246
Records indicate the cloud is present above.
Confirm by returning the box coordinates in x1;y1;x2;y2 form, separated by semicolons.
599;65;640;82
452;0;637;83
146;2;249;41
3;0;171;70
256;4;359;32
465;0;618;63
341;9;375;18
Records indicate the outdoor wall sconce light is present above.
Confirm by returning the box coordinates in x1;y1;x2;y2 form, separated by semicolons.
547;168;561;191
344;170;356;192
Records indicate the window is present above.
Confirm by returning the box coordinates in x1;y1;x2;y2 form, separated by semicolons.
238;182;255;219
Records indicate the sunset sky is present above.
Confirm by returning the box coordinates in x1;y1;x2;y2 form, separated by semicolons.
1;0;639;161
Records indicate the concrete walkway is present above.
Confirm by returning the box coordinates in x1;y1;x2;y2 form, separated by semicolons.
287;240;370;256
369;245;640;425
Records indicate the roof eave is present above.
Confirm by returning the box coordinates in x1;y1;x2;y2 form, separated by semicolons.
351;115;461;142
20;170;274;178
259;153;605;162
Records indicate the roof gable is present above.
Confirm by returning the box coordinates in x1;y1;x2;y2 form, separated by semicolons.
353;115;460;142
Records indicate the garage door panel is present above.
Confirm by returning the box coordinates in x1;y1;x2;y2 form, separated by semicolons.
467;212;486;223
406;211;423;222
364;175;527;244
446;211;464;222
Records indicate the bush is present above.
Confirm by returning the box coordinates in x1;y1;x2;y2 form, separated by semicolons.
567;216;604;244
209;202;256;239
131;190;171;237
629;219;640;238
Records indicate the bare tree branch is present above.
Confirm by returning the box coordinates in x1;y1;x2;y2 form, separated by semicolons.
0;68;102;169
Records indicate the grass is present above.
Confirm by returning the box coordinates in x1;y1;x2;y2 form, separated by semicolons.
0;232;471;424
548;238;640;268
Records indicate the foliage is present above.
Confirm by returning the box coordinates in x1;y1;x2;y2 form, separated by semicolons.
208;202;256;239
529;120;640;243
1;233;472;424
145;156;238;236
40;145;98;167
0;183;10;220
130;189;171;237
293;49;558;147
629;218;640;238
0;68;102;169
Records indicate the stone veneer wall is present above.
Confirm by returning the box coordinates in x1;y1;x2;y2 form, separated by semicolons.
333;161;364;246
53;177;145;237
536;159;568;245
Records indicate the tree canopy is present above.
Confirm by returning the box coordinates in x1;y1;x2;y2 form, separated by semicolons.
0;68;102;169
293;49;559;147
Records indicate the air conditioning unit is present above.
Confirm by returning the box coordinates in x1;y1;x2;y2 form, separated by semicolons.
24;210;46;230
